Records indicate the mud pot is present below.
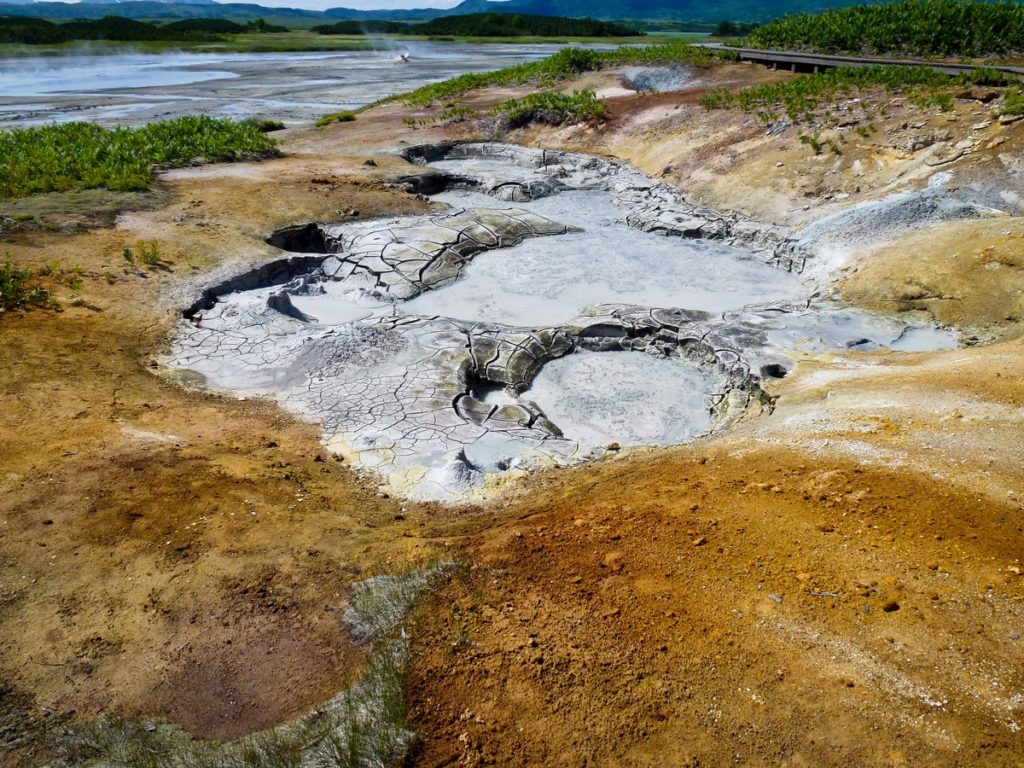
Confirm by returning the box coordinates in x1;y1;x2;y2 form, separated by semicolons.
165;142;956;501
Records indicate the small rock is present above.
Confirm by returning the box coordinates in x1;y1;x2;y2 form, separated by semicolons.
882;600;901;613
606;442;620;451
363;158;377;167
602;551;624;571
692;536;707;547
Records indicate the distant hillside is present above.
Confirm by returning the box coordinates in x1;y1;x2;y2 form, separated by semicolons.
85;0;217;5
416;11;641;35
313;12;642;36
0;14;284;43
1;0;876;24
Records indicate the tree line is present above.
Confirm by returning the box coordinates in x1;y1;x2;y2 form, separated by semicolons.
0;15;286;44
312;13;642;37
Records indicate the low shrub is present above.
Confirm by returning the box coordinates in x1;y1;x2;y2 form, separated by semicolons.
494;90;606;127
0;256;56;313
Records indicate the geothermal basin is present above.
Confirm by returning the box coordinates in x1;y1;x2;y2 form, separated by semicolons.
167;143;958;500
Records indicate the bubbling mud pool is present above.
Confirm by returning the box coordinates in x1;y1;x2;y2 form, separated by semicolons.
166;143;958;500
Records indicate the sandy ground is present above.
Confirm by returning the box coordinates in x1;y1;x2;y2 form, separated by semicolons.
1;60;1022;767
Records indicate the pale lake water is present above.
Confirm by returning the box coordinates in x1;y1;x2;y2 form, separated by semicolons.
0;42;580;128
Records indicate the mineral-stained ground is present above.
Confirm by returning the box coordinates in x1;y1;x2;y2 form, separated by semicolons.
1;59;1022;767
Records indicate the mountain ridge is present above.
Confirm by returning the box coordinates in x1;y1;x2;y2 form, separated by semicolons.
2;0;868;23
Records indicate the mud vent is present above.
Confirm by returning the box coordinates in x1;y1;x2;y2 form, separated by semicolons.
760;363;789;379
267;222;331;253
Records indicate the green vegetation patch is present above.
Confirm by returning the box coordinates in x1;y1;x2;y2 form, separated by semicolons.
1004;86;1024;115
0;116;277;200
494;89;606;127
701;64;1013;122
315;110;357;128
748;0;1024;57
0;256;55;313
396;43;731;107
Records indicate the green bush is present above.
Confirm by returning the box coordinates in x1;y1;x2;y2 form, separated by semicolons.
494;90;606;127
1004;87;1024;115
748;0;1024;57
0;116;277;199
0;256;55;313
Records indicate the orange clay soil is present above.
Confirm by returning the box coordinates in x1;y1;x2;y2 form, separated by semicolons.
407;443;1024;768
1;60;1023;767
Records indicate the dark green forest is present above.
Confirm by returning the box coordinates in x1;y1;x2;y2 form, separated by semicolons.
0;15;285;44
310;20;411;34
749;0;1024;56
415;12;640;35
313;13;641;37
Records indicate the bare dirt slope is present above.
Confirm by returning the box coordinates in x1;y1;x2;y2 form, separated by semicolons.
1;60;1022;767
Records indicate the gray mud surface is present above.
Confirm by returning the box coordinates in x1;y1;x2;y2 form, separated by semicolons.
166;143;959;500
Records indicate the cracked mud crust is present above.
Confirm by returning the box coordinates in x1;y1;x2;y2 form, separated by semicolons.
165;143;956;501
0;57;1022;768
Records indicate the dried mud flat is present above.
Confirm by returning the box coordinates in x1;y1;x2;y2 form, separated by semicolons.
1;60;1023;767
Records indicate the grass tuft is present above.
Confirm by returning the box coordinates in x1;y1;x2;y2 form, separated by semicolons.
1003;87;1024;115
315;111;357;128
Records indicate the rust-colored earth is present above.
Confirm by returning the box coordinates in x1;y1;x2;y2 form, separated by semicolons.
1;61;1022;767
